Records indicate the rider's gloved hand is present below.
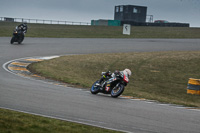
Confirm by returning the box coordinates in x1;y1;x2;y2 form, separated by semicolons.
114;70;119;75
106;71;111;76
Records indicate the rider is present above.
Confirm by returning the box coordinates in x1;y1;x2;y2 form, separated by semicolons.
96;69;132;88
18;22;28;33
17;22;28;40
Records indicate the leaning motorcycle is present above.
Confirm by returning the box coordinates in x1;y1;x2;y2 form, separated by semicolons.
90;72;129;98
10;26;24;44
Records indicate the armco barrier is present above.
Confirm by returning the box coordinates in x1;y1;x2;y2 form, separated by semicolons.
187;78;200;95
0;17;91;25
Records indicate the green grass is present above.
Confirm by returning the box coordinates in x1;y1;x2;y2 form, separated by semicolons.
0;108;121;133
28;51;200;107
1;21;200;38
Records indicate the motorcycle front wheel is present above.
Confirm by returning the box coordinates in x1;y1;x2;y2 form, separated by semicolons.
111;84;124;98
90;80;101;94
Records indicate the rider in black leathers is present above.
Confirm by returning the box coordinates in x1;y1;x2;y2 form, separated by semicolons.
17;22;28;40
18;23;28;33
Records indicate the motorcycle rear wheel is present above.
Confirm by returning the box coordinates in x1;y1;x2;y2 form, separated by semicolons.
90;80;101;94
18;39;22;44
111;84;124;98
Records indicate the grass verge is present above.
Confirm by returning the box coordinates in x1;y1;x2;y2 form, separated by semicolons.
1;21;200;38
0;108;121;133
28;51;200;107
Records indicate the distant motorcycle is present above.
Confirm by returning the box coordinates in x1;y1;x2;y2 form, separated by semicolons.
10;26;24;44
90;71;129;98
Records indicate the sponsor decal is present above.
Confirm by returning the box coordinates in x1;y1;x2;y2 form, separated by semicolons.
105;86;110;91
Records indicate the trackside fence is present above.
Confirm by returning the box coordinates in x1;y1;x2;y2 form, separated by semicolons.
0;17;91;25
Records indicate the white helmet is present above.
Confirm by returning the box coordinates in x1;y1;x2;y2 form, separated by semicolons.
124;69;132;77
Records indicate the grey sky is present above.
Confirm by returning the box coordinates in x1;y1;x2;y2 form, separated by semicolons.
0;0;200;27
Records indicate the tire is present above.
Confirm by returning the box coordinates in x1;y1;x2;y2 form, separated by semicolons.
111;84;124;98
18;40;23;44
18;35;24;44
90;80;101;94
10;37;15;44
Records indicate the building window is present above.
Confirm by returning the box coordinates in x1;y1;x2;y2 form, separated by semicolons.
120;6;123;12
116;7;119;12
133;7;138;13
133;7;141;13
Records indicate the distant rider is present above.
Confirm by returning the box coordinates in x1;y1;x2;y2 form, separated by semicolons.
17;22;28;34
17;22;28;40
95;69;132;88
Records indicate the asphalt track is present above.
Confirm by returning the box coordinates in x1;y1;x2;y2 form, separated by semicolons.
1;37;200;133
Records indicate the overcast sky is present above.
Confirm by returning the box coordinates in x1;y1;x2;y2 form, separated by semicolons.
1;0;200;27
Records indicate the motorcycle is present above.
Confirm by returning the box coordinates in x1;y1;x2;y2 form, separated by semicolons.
90;72;129;98
10;26;24;44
